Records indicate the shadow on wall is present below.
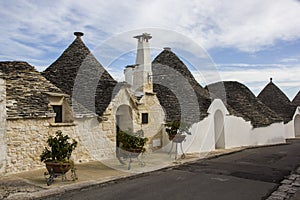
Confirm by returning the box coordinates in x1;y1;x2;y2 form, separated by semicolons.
214;109;225;149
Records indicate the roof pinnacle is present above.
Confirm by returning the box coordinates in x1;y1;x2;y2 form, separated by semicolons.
74;32;84;37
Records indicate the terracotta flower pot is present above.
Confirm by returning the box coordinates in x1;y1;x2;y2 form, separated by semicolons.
168;134;176;141
45;162;72;174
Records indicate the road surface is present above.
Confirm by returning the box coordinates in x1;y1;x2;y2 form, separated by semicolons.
44;139;300;200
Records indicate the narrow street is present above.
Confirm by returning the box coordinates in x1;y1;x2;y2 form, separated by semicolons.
45;139;300;200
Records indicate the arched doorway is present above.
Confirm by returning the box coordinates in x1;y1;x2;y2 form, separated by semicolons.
116;105;133;133
214;110;225;149
116;105;133;157
295;114;300;137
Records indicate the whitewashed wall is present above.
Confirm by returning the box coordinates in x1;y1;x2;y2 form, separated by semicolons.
183;99;229;154
0;78;6;175
284;120;295;139
163;99;286;155
162;99;228;154
182;116;215;153
294;108;300;137
284;107;300;138
224;116;286;148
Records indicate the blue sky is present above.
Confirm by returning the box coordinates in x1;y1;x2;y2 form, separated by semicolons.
0;0;300;100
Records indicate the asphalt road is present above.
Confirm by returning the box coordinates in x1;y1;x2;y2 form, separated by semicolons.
45;139;300;200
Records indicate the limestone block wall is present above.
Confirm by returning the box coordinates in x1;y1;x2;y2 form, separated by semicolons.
0;78;7;175
138;94;165;138
5;116;115;174
138;94;165;150
103;88;139;135
73;117;116;161
6;118;52;173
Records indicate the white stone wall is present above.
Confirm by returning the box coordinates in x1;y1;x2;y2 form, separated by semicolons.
294;108;300;137
182;116;216;154
133;34;153;94
284;107;300;138
163;99;286;155
284;120;295;139
0;78;7;175
224;116;286;148
73;117;115;161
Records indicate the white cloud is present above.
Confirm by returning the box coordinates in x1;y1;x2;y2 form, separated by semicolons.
1;0;300;59
280;57;300;63
0;0;299;99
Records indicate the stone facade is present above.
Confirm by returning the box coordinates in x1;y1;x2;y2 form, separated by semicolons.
101;86;165;152
0;77;6;174
6;118;84;174
4;115;118;174
138;93;165;149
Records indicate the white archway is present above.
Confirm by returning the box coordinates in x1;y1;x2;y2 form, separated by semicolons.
295;114;300;137
214;110;225;149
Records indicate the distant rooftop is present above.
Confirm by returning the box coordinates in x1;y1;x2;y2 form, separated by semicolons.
207;81;283;128
258;78;297;124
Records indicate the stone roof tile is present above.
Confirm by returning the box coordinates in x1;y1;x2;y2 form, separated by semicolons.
207;81;283;128
292;91;300;106
257;79;297;124
152;49;211;123
42;33;117;116
0;61;64;119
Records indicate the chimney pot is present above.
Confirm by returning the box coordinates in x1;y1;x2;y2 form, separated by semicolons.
163;47;171;51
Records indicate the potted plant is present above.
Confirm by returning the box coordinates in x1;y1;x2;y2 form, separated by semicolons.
165;121;191;142
117;129;148;154
40;130;78;174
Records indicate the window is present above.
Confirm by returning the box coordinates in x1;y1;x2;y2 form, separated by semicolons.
52;105;63;123
142;113;149;124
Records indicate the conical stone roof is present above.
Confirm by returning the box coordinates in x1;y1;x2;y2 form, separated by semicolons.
152;49;211;123
292;91;300;106
0;61;64;119
42;33;117;116
257;79;296;123
207;81;283;128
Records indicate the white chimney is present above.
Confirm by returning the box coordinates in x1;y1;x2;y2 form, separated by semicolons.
132;33;153;94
